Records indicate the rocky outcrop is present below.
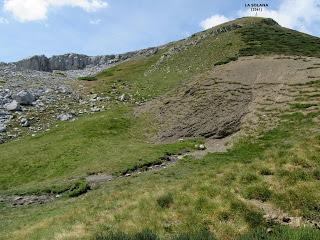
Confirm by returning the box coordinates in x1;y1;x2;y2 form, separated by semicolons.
14;48;158;72
15;55;50;72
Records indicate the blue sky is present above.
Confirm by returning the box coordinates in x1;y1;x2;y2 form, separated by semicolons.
0;0;319;62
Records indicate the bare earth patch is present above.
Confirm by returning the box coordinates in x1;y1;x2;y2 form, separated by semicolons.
137;56;320;142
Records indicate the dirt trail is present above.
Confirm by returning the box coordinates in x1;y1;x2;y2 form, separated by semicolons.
86;136;233;186
0;137;233;207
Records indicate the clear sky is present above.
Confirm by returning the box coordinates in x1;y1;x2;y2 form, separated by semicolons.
0;0;319;62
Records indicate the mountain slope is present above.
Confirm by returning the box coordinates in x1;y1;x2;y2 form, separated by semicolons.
0;17;320;240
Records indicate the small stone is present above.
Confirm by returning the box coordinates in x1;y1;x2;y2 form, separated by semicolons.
199;144;206;150
0;125;6;133
20;118;30;127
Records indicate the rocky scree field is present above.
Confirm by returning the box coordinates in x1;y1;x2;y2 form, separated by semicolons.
0;17;320;240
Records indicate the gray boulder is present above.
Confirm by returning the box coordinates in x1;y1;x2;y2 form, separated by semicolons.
14;91;35;105
5;100;21;111
57;113;73;121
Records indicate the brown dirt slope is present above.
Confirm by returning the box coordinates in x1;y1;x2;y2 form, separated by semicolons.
138;55;320;142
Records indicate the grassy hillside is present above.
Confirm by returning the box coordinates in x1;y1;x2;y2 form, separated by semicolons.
239;21;320;57
1;17;320;239
1;93;319;239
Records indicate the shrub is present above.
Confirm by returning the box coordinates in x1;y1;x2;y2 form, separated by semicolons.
260;168;273;176
67;179;90;197
101;68;115;77
157;192;174;209
313;169;320;180
78;76;98;81
290;170;311;182
244;185;272;202
289;103;317;110
213;56;238;66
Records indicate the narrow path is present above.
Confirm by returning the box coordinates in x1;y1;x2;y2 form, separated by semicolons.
0;137;232;207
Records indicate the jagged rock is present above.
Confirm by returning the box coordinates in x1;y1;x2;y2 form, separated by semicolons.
57;113;73;121
20;118;30;127
14;91;35;105
15;55;50;72
5;100;21;111
0;124;6;133
13;48;158;72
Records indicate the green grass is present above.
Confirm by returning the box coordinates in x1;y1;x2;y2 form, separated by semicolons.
87;29;243;102
95;226;320;240
238;23;320;57
290;103;317;109
1;108;319;239
0;105;199;195
243;184;272;202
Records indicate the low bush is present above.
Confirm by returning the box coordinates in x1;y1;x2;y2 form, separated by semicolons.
173;229;216;240
67;179;90;197
157;192;174;209
78;76;98;81
260;168;273;176
289;103;317;110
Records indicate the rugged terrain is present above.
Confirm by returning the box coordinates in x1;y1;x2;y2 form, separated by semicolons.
0;17;320;240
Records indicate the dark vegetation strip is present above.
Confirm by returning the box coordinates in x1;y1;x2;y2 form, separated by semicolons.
94;226;320;240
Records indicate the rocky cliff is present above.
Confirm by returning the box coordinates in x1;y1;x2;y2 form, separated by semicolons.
14;48;158;72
